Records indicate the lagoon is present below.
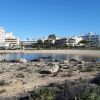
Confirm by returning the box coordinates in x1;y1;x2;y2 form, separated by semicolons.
0;53;100;62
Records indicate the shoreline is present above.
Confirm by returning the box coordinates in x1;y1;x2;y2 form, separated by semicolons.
0;49;100;57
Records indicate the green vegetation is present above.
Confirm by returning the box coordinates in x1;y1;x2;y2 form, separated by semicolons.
30;76;100;100
31;87;58;100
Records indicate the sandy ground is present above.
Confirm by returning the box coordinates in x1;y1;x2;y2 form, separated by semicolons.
0;61;99;97
0;50;100;57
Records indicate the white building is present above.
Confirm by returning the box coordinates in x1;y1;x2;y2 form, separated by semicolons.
5;32;19;45
20;39;37;46
82;32;100;47
67;36;83;46
0;27;5;44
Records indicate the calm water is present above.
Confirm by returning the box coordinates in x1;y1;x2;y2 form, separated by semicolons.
0;53;100;62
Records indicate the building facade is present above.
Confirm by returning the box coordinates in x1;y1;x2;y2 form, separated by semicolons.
5;32;19;45
55;36;83;47
0;27;5;44
55;38;68;45
67;36;83;46
20;39;37;46
82;32;100;47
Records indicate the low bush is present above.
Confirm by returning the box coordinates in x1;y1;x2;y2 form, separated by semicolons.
81;66;94;72
55;83;100;100
31;87;57;100
91;74;100;85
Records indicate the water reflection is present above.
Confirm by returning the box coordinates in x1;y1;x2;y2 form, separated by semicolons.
0;53;100;62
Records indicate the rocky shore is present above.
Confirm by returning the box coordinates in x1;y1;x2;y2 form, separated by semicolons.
0;58;100;99
0;58;100;100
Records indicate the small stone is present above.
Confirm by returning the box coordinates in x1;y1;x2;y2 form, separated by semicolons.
19;58;27;63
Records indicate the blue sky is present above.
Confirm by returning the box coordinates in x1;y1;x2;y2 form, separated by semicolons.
0;0;100;39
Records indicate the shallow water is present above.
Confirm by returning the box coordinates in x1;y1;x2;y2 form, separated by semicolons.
0;53;100;62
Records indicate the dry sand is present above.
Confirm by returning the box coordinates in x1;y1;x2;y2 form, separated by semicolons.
0;49;100;57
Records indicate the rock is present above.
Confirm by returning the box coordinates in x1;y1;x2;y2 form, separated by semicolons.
63;60;69;64
69;59;78;62
78;61;85;64
59;64;69;69
40;64;59;74
19;58;27;63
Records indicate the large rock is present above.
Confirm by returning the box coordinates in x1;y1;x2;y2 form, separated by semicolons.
59;64;69;69
40;64;59;74
19;58;27;63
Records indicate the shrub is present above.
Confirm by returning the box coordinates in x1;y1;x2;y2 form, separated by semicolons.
81;66;94;72
55;83;100;100
91;75;100;85
31;87;58;100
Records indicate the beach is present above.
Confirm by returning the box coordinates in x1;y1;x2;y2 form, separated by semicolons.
0;49;100;57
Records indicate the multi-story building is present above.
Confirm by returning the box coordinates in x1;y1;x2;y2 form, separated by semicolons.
41;37;55;44
67;36;83;46
82;32;100;47
55;38;68;45
20;39;37;46
0;27;5;44
98;36;100;48
5;32;19;45
55;36;83;47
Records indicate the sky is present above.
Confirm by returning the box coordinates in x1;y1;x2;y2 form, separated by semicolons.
0;0;100;40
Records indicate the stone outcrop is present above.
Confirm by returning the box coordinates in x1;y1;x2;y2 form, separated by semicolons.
40;64;59;74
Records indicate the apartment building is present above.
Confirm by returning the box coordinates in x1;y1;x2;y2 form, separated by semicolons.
82;32;100;47
67;36;83;46
55;36;83;47
55;38;68;45
20;39;37;46
5;32;19;45
0;27;5;44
